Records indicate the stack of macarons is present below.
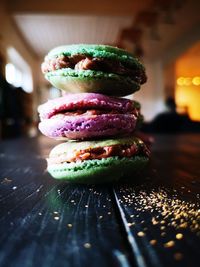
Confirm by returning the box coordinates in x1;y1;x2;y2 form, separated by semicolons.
38;44;150;183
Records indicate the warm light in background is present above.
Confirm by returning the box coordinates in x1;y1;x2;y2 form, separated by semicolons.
175;42;200;122
192;76;200;86
176;79;200;121
177;76;200;86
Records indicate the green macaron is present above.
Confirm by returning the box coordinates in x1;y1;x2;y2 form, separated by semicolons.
47;136;150;184
42;44;147;96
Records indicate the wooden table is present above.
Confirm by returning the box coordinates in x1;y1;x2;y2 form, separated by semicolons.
0;134;199;267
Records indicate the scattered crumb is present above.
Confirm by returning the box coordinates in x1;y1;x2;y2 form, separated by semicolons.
38;212;42;216
180;222;188;228
67;224;73;228
152;218;158;225
150;239;157;245
137;231;145;237
54;216;60;220
176;233;183;240
53;211;59;214
118;187;200;234
84;243;91;248
57;189;61;195
36;186;43;192
164;241;175;248
12;186;17;190
99;216;103;219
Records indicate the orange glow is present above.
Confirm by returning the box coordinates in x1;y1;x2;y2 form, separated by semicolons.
192;76;200;86
175;86;200;121
177;77;185;86
175;42;200;121
176;76;200;86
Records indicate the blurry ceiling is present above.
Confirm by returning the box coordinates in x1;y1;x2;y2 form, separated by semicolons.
13;15;133;58
7;0;150;60
5;0;200;61
7;0;150;15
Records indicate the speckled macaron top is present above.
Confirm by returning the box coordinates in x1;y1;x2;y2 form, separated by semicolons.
44;44;144;69
41;44;147;96
46;136;150;183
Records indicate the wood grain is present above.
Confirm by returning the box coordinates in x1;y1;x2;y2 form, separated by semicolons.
0;134;199;267
0;137;133;267
113;134;200;267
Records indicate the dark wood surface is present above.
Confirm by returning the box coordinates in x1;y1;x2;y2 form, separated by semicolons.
0;134;199;267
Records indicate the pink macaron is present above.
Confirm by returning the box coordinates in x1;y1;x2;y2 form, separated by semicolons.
38;93;142;140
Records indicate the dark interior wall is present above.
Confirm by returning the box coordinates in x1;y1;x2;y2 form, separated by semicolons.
0;48;33;139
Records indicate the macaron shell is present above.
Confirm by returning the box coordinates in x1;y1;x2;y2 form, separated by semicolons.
38;92;136;120
45;69;140;96
47;156;149;184
38;114;137;140
46;44;144;70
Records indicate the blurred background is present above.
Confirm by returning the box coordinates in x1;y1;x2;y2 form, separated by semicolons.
0;0;200;138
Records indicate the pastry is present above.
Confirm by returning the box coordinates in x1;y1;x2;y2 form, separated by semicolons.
41;44;147;96
38;93;142;140
47;136;150;183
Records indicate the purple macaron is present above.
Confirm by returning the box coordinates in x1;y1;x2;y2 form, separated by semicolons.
38;93;141;140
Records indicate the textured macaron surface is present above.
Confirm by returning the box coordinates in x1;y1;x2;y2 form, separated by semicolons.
45;69;141;96
45;44;144;68
41;44;146;96
47;136;150;183
38;93;140;140
38;113;137;140
47;156;149;183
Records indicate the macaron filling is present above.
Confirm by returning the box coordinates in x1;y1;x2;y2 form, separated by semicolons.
47;142;150;165
41;55;147;85
39;93;140;121
51;108;137;119
49;107;138;120
46;136;150;182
